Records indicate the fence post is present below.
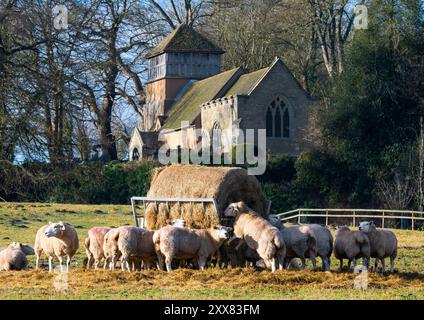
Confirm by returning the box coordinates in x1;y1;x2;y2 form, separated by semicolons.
131;198;138;227
353;211;356;227
143;200;147;228
325;210;329;226
412;213;415;230
298;210;301;224
382;211;385;229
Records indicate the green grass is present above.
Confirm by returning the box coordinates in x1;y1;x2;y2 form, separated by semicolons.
0;202;423;300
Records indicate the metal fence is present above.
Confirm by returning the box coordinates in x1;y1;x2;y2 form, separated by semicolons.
276;208;424;230
130;196;219;228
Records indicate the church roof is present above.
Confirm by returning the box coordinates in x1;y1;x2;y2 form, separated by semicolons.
134;129;159;147
145;24;225;59
224;67;269;96
161;67;242;130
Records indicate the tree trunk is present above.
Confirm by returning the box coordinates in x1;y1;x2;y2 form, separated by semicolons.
98;110;117;162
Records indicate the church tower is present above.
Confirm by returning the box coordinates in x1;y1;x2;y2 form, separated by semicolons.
143;24;225;131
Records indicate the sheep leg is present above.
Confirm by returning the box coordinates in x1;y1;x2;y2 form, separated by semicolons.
347;260;352;272
381;258;386;273
270;258;277;272
338;259;343;273
390;256;395;273
165;256;173;272
156;253;165;271
110;256;116;270
374;258;379;272
121;257;130;272
311;256;317;271
321;256;326;271
35;254;40;270
278;256;284;270
48;256;53;272
58;256;64;273
86;255;91;270
301;258;307;270
66;256;71;272
198;256;207;270
363;257;369;269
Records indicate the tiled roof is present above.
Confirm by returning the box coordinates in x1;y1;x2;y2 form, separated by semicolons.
161;68;241;130
145;24;224;59
224;67;269;96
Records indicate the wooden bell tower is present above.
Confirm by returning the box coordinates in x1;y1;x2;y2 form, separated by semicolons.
143;24;225;131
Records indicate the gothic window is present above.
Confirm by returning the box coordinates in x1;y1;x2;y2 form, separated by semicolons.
212;121;222;150
283;108;290;138
266;97;290;138
132;148;139;161
275;107;282;137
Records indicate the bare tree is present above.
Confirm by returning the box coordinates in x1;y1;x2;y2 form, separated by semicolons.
307;0;359;79
377;173;415;210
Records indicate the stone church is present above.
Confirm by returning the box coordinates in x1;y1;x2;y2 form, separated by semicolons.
129;24;313;161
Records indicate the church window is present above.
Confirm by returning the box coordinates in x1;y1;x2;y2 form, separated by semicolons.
132;148;139;161
283;108;290;138
275;107;282;137
212;121;222;150
266;97;290;138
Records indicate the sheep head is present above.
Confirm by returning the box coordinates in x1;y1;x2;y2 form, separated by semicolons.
45;221;66;238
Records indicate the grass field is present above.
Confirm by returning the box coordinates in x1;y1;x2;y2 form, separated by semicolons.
0;202;423;300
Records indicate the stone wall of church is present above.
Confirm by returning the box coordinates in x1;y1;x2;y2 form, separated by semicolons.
201;62;313;158
201;96;238;153
237;63;312;157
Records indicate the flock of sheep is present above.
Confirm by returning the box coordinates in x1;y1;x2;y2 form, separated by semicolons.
0;201;398;273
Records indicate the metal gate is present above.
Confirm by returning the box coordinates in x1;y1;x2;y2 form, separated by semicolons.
130;196;220;228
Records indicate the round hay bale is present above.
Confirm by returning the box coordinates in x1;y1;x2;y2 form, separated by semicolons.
145;164;268;229
181;203;195;228
156;203;170;229
169;203;182;221
145;203;158;230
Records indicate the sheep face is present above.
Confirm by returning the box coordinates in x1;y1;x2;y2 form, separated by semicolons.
359;221;375;233
45;222;66;238
268;215;282;229
224;202;247;217
214;225;232;240
8;242;35;255
171;219;186;228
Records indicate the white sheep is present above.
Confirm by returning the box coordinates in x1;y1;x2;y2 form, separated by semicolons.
334;226;370;272
225;202;286;272
84;227;112;269
281;225;317;270
114;226;156;272
153;225;232;272
298;224;333;272
102;228;120;270
34;222;79;272
359;221;398;272
0;243;29;271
